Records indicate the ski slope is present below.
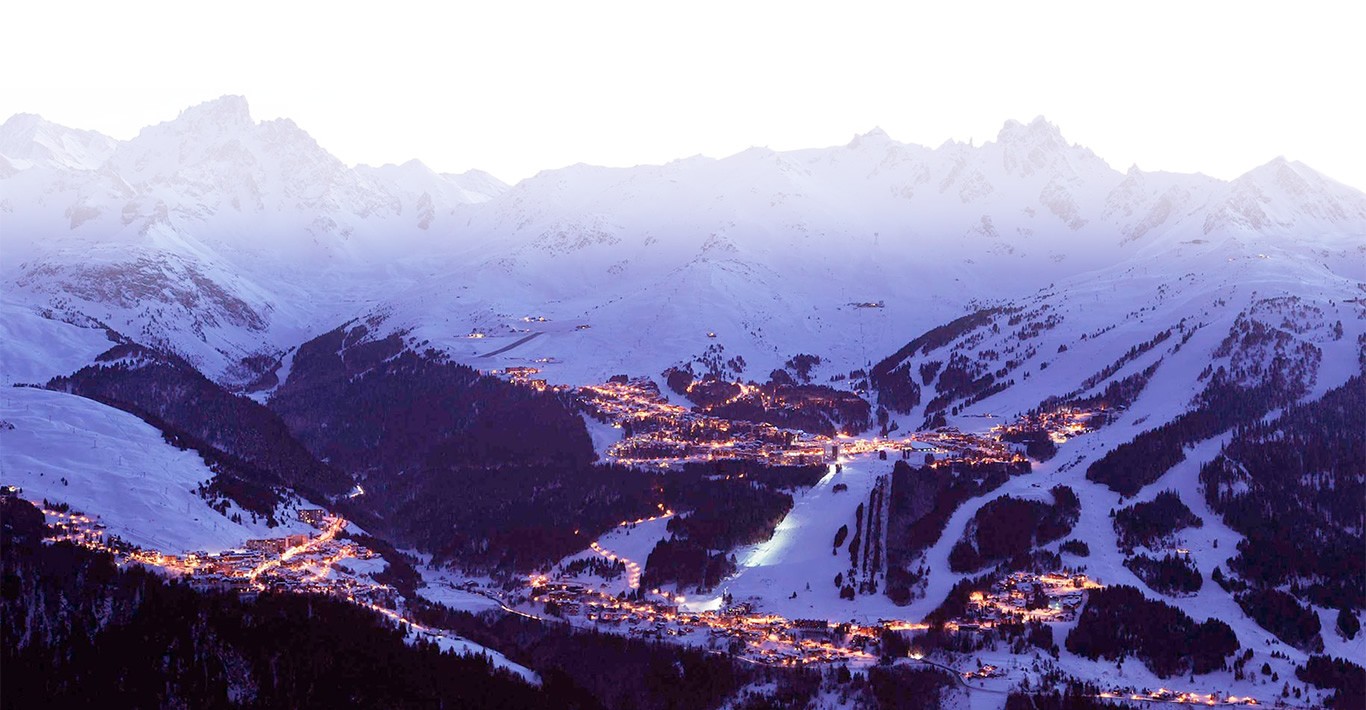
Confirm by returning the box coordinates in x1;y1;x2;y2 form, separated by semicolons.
0;386;316;552
691;459;902;621
0;301;113;385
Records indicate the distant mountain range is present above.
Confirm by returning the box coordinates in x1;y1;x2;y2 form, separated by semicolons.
2;95;1363;389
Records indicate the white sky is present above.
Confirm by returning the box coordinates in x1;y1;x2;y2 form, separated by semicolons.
3;0;1363;188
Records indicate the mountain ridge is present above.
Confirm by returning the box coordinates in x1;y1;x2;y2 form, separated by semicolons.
2;96;1363;387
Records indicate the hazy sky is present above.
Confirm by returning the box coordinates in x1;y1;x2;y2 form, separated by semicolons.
4;1;1363;188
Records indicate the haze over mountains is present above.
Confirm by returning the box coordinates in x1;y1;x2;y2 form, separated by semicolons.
3;95;1362;390
4;95;1365;709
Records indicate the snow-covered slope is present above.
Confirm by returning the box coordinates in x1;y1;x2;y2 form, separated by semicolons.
0;386;316;552
0;113;118;171
0;301;116;385
872;237;1363;431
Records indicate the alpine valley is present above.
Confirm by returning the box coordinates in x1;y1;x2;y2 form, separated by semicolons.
2;96;1362;709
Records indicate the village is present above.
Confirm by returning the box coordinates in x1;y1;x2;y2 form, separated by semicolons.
37;500;401;610
524;576;881;667
959;571;1101;626
518;561;1253;706
10;370;1267;706
575;375;1026;469
994;405;1108;446
515;564;1110;668
29;488;1266;706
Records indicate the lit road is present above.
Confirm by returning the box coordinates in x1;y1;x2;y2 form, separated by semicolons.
247;515;347;582
586;508;674;590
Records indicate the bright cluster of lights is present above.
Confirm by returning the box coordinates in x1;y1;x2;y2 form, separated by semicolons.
526;578;876;667
578;377;1028;469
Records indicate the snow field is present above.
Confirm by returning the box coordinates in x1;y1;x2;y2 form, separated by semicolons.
0;386;317;553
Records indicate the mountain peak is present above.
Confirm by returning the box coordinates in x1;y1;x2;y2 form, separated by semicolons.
1;112;46;135
0;112;119;170
847;126;892;150
174;95;254;131
996;115;1064;146
1;112;98;144
1204;155;1366;234
991;116;1104;179
1236;156;1312;186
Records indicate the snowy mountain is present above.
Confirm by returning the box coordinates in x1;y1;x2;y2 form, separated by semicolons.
0;97;514;384
3;98;1362;389
294;122;1364;395
3;97;1364;709
0;113;118;171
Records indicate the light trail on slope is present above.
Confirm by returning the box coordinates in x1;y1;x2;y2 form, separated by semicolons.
586;508;674;589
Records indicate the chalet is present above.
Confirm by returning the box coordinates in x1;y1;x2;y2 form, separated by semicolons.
297;508;327;526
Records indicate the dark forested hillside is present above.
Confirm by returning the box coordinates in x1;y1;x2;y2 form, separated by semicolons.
1004;686;1136;710
411;601;767;710
1235;588;1323;652
883;459;1027;604
372;462;659;571
1088;373;1299;496
642;464;820;590
1066;585;1239;678
0;497;548;709
1298;655;1366;709
265;321;622;569
270;321;595;476
1113;490;1203;552
46;342;353;500
662;472;800;551
1201;375;1365;611
1124;553;1203;596
871;307;1009;413
1086;314;1321;497
947;485;1080;573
